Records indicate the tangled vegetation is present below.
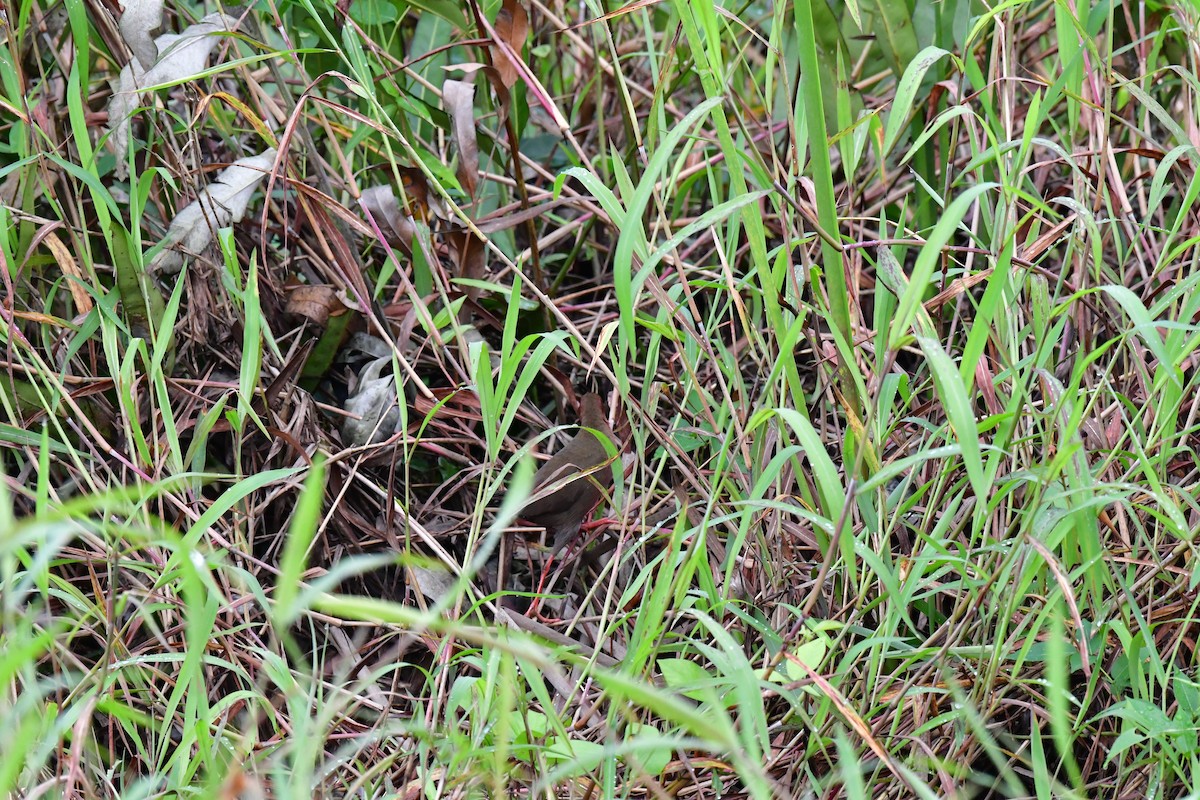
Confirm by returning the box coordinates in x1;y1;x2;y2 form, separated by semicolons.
3;0;1200;797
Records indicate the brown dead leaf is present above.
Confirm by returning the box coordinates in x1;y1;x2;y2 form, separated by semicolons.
481;64;514;131
360;185;416;249
412;387;484;425
447;229;486;301
443;79;479;200
492;0;528;89
41;231;94;314
398;166;432;218
285;284;342;327
567;0;663;29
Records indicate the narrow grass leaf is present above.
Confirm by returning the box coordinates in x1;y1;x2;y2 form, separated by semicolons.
613;96;722;357
917;336;984;501
1099;285;1175;380
275;457;327;626
883;47;952;157
889;182;997;349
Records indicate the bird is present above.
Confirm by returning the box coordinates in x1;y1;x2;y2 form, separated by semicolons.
520;392;617;551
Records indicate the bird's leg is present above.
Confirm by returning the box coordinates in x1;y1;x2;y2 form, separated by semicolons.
527;559;555;619
531;530;602;621
531;518;616;621
528;535;576;619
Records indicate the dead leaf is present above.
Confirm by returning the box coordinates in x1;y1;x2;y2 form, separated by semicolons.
442;62;513;132
360;185;416;249
442;79;479;199
341;356;403;446
118;0;164;68
447;229;486;301
492;0;529;89
285;284;343;327
41;231;94;314
360;165;444;249
149;148;277;274
107;12;240;176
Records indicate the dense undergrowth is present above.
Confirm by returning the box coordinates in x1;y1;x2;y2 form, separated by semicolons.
3;0;1200;797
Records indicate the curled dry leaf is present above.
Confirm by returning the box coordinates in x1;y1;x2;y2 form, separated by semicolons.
341;356;403;447
442;79;479;200
360;185;416;249
285;284;344;327
342;331;392;361
360;170;448;247
41;231;94;315
447;229;485;301
445;62;512;130
491;0;529;89
149;148;277;274
107;12;239;176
